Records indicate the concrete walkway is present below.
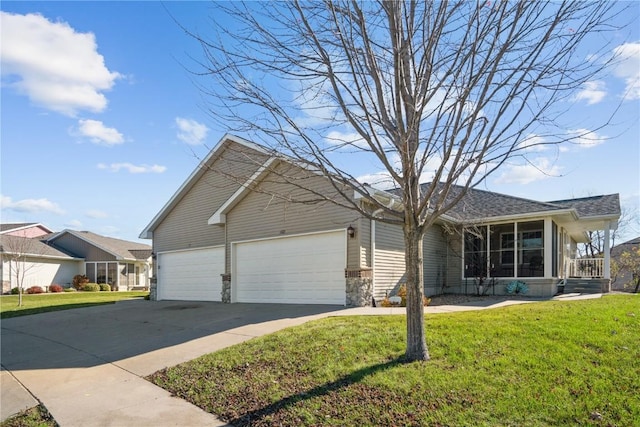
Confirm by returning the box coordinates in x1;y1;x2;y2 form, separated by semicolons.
1;294;601;426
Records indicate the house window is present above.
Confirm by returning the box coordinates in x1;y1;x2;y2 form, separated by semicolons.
86;262;96;282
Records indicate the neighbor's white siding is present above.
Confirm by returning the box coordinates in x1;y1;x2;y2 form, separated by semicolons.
2;257;82;290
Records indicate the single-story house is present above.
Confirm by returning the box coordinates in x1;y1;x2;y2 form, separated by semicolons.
1;223;152;292
140;134;620;305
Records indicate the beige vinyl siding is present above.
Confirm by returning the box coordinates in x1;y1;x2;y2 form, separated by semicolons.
443;231;463;293
373;221;406;300
52;234;115;261
226;166;359;273
423;225;451;296
358;216;371;268
153;145;267;253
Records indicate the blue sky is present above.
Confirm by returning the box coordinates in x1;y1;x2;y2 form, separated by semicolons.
1;1;639;244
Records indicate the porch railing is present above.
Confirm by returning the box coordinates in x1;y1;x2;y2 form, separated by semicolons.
568;258;604;278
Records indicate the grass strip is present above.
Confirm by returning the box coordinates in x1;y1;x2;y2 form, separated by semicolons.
150;295;639;426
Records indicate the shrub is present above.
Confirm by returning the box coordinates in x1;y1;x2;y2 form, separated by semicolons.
506;280;529;295
10;287;20;295
72;274;89;290
82;283;101;292
49;284;64;293
64;287;76;292
99;283;111;291
26;286;44;294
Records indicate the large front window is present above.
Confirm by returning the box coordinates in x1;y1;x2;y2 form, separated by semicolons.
464;220;545;278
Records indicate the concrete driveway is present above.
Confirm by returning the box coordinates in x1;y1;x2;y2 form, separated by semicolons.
1;299;353;426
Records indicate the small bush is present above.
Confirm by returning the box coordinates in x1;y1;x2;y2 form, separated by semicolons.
10;287;20;295
82;283;101;292
99;283;111;291
506;280;529;295
72;274;89;290
26;286;44;294
49;284;64;293
64;287;76;292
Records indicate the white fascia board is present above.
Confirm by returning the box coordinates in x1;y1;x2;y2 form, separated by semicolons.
208;157;277;225
139;133;270;239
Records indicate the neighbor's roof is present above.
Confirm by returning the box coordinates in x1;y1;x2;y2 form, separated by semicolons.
48;230;152;261
0;235;81;260
0;223;53;234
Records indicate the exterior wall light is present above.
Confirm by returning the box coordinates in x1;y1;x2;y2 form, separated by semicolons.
347;225;356;238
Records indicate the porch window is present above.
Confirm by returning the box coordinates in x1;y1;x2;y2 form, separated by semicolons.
517;221;544;277
490;224;514;277
464;227;487;278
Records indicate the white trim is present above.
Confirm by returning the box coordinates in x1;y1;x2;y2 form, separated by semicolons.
139;134;271;239
208;157;276;225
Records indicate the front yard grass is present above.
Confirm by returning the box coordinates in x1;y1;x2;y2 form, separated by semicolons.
0;291;148;319
150;295;639;426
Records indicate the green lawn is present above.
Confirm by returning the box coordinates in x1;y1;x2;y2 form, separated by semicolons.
150;295;640;426
0;291;149;319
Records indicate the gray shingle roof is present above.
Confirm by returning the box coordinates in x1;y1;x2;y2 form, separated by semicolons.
61;230;151;260
548;194;621;218
391;184;621;222
0;235;80;259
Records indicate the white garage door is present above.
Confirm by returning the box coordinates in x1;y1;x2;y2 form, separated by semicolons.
233;231;346;305
157;247;224;301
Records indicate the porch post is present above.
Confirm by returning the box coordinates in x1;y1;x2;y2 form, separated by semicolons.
604;222;611;280
544;218;553;278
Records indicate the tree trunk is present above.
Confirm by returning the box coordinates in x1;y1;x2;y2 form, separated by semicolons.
404;225;429;361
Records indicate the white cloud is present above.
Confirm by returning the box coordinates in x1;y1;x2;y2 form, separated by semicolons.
65;219;83;228
494;158;561;185
0;12;120;116
574;80;607;105
567;128;606;149
517;134;548;153
75;119;124;146
97;162;166;174
175;117;209;145
612;42;640;101
356;171;397;190
0;195;65;215
85;209;108;219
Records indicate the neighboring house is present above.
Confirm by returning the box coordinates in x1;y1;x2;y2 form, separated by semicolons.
1;224;151;293
611;237;640;292
1;222;53;238
140;134;620;305
46;230;152;291
0;233;83;294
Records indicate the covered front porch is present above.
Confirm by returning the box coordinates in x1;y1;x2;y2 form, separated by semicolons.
461;214;617;296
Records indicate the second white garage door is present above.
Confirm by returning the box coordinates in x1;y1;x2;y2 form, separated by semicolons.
233;231;346;305
157;247;224;301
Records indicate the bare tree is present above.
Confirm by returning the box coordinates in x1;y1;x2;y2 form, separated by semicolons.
0;235;47;306
182;1;629;361
579;204;637;258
